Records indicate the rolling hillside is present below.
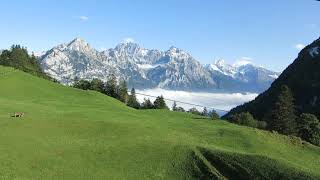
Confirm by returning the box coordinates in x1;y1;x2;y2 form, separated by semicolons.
0;65;319;179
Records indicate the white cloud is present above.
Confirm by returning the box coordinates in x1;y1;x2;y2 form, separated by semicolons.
295;44;305;50
135;88;258;112
79;16;89;21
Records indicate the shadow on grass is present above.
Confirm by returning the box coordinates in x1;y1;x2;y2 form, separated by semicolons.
189;147;319;180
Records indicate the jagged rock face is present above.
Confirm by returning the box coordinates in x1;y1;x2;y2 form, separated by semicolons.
40;38;278;92
224;37;320;120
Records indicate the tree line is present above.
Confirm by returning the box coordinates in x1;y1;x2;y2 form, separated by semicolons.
0;45;53;80
73;75;220;119
228;85;320;146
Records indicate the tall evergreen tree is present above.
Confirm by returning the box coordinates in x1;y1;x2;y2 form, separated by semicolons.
127;88;140;109
105;74;118;98
118;80;128;103
172;101;177;111
141;98;154;109
210;110;220;120
90;78;104;92
268;85;297;135
153;95;168;109
202;107;208;117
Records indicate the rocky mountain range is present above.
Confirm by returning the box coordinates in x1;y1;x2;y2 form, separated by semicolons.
39;38;279;92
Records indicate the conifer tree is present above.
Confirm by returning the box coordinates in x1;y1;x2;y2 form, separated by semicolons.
127;88;140;109
118;80;128;103
172;101;177;111
202;107;208;117
90;78;104;93
153;95;168;109
141;98;154;109
268;85;297;135
105;74;118;98
210;110;220;120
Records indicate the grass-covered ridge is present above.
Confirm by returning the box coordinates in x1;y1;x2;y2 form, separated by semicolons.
0;66;319;179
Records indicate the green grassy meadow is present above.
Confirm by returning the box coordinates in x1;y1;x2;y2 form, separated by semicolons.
0;66;319;179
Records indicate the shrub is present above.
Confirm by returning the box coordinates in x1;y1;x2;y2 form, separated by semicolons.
188;107;201;115
297;113;320;146
230;112;258;128
257;121;268;129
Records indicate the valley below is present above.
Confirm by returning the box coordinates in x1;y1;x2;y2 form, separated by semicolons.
135;88;258;113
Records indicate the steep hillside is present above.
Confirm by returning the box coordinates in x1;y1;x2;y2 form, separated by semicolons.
0;66;319;179
224;37;320;120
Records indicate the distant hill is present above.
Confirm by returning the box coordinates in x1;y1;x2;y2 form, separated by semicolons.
39;38;278;92
224;37;320;120
0;45;52;80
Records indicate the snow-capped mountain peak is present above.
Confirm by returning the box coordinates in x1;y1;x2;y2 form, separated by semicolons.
67;38;92;51
215;59;226;66
233;59;253;67
40;38;278;93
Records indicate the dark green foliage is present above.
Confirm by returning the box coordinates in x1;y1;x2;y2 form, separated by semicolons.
229;112;258;128
267;85;297;135
188;107;201;115
72;76;131;107
127;88;140;109
0;45;51;80
201;107;208;117
90;78;104;93
256;121;268;129
118;81;129;103
73;79;91;90
210;110;220;120
175;107;185;112
172;101;177;111
141;98;154;109
224;37;320;125
153;95;168;109
172;101;185;112
104;74;118;98
297;113;320;146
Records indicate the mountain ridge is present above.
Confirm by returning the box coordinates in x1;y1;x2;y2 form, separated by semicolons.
224;37;320;120
39;38;279;92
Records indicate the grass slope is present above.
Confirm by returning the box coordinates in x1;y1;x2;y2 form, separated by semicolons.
0;66;319;179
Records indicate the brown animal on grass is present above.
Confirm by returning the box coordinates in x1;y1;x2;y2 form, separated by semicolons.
12;112;24;117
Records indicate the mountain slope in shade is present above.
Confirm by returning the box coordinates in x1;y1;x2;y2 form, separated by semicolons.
224;37;320;120
40;38;278;92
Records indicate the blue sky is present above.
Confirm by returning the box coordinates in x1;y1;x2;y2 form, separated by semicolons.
0;0;319;71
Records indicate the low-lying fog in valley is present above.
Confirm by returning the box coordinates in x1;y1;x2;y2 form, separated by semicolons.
135;88;258;114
